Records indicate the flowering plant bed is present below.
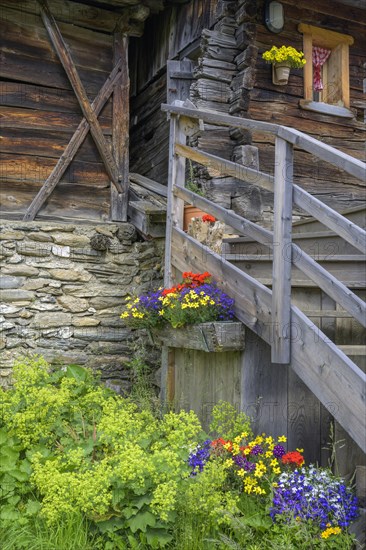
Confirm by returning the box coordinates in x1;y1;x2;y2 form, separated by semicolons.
121;272;235;330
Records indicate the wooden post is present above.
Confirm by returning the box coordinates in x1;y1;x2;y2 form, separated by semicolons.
111;30;129;221
164;106;187;287
272;137;293;364
161;102;187;403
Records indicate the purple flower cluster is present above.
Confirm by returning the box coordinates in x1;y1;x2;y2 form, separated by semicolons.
181;284;235;321
232;454;256;472
189;440;211;475
273;444;286;458
250;445;263;456
271;466;359;528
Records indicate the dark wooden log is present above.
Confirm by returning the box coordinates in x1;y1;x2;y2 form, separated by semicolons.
111;30;129;222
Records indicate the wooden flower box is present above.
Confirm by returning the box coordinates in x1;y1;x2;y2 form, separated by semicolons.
148;321;245;352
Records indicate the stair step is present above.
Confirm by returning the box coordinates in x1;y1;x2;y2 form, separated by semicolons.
338;345;366;356
222;255;366;288
291;205;366;234
222;232;362;256
297;310;353;318
222;254;364;262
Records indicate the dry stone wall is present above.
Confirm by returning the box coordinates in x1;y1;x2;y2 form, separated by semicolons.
0;220;164;390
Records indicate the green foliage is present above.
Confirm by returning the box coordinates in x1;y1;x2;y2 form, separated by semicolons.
0;513;98;550
0;357;358;550
209;400;252;441
0;356;204;548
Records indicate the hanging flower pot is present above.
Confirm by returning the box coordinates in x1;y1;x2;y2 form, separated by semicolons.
262;45;306;86
273;62;291;85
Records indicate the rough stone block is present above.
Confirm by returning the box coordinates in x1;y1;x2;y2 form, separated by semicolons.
0;276;25;289
57;296;89;312
33;312;72;328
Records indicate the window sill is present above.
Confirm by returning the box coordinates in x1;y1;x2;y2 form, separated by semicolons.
299;100;354;119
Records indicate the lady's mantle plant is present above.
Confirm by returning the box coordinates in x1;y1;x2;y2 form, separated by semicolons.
121;272;235;329
262;45;306;68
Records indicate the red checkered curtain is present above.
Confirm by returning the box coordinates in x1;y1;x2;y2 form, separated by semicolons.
312;46;331;91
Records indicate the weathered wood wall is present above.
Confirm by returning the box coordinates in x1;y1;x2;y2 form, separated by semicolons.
250;0;366;214
0;3;116;221
129;0;216;184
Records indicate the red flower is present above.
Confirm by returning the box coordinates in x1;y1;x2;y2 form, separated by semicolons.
282;451;304;467
202;214;216;223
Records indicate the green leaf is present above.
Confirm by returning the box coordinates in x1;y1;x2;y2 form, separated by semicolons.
95;517;125;534
7;495;21;506
0;445;19;462
8;469;29;482
131;495;152;510
25;500;41;516
65;364;88;382
19;459;32;476
0;428;8;445
0;455;16;473
127;510;156;533
145;528;173;547
0;506;20;521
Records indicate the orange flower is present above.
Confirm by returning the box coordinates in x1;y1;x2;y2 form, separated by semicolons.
282;451;304;467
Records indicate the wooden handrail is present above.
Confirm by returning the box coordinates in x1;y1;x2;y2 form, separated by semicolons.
174;144;366;254
162;103;366;182
174;186;366;327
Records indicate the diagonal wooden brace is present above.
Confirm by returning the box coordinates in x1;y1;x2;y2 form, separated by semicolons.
23;61;123;221
38;0;123;192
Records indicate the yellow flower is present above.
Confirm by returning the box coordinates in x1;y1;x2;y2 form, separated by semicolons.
278;435;287;442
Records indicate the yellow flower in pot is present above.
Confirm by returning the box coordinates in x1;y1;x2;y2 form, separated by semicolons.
262;45;306;85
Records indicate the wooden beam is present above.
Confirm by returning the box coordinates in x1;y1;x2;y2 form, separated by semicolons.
171;228;366;453
23;62;122;221
277;127;366;182
175;144;274;192
272;137;293;364
129;173;168;197
161;103;281;135
39;0;123;193
111;31;129;222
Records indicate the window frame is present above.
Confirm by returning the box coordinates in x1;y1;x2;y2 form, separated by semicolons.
298;24;354;118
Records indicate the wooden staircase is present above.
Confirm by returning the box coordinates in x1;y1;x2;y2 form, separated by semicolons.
161;100;366;457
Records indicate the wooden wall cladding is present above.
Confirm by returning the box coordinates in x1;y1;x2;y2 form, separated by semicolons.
250;0;366;212
0;4;115;221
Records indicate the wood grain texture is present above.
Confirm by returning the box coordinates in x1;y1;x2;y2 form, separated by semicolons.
111;31;129;221
272;137;293;363
39;0;122;191
22;61;122;220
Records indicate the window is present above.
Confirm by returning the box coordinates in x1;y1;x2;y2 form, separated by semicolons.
298;24;354;118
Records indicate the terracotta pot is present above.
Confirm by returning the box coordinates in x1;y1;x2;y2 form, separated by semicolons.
273;62;291;85
183;205;207;231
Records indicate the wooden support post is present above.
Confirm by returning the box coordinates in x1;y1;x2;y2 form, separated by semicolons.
39;0;123;193
164;107;187;287
111;30;129;221
272;137;294;364
161;101;187;404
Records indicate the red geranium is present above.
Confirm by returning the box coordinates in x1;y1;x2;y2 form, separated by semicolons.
202;214;216;223
282;451;304;467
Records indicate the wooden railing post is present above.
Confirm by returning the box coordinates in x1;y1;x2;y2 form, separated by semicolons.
164;103;187;287
161;102;187;404
272;137;294;364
